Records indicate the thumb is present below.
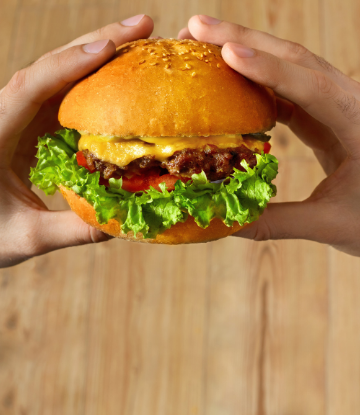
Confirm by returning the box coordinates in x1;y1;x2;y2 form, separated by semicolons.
35;210;113;254
233;201;333;243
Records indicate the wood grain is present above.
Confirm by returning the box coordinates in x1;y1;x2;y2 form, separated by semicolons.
0;0;359;414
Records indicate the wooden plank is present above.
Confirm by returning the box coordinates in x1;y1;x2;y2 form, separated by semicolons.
327;252;360;415
322;0;360;413
83;242;209;415
0;1;20;88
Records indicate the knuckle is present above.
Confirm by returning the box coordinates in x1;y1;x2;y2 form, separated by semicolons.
91;26;110;41
7;69;27;96
312;71;334;96
285;41;310;60
313;54;336;73
334;93;360;124
235;24;251;39
35;50;55;63
252;222;272;241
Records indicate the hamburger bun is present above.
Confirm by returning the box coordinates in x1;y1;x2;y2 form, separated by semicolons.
56;38;276;244
59;38;276;138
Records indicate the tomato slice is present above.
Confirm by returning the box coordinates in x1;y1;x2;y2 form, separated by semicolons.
263;142;271;154
122;175;149;192
149;174;189;191
122;172;189;192
76;151;95;172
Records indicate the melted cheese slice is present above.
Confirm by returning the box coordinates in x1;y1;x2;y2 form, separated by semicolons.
78;134;264;167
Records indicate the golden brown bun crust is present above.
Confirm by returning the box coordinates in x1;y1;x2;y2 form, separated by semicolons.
59;39;276;137
59;185;244;244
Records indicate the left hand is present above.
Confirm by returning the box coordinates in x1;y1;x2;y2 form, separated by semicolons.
178;15;360;256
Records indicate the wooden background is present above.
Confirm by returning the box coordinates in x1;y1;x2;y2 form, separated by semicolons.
1;0;360;414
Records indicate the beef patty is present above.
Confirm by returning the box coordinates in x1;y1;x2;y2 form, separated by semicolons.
82;136;267;181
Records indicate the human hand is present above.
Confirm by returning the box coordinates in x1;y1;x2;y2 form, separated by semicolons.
179;15;360;256
0;15;154;268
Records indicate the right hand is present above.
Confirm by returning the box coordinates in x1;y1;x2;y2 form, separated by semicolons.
0;15;154;268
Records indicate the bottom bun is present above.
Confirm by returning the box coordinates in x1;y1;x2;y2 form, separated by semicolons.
59;185;245;244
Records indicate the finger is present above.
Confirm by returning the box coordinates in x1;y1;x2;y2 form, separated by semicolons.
276;97;347;175
0;39;116;164
29;210;113;262
186;15;360;98
177;27;196;40
222;43;360;157
34;15;154;63
232;201;335;244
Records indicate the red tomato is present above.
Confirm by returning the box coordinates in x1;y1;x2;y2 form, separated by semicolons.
121;175;149;192
76;151;95;172
149;174;189;191
121;172;189;193
263;142;271;154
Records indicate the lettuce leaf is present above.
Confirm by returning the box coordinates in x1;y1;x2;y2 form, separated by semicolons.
30;129;278;239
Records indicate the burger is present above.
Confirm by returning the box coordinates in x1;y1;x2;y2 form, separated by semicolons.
30;38;278;244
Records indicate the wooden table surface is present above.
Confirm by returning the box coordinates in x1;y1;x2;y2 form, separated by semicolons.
1;0;360;414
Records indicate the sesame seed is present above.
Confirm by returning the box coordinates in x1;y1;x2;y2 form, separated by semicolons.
150;62;158;65
163;58;169;61
200;53;204;58
139;60;146;64
203;45;206;48
165;64;171;69
184;57;190;61
185;63;191;69
203;52;207;56
150;52;155;55
191;72;196;77
130;44;135;48
205;59;209;63
208;49;212;53
217;63;220;68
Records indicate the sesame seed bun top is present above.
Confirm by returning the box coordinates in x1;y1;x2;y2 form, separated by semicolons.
58;38;276;137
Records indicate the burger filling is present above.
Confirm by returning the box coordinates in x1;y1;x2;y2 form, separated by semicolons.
76;133;271;191
29;128;278;238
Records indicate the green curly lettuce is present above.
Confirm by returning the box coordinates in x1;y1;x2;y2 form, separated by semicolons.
29;129;278;239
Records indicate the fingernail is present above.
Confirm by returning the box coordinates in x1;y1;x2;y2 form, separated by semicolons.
199;15;222;25
83;39;109;54
228;43;255;58
121;14;145;26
